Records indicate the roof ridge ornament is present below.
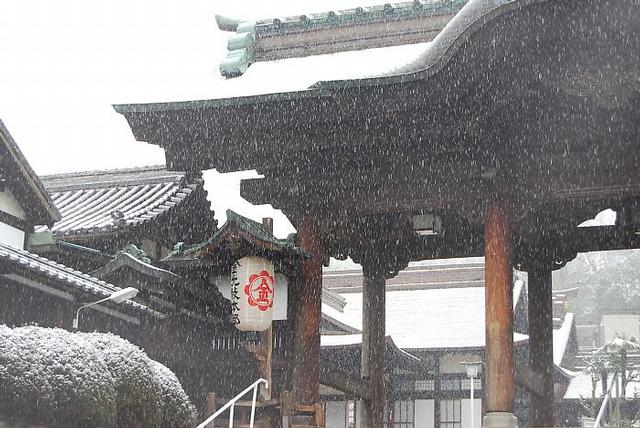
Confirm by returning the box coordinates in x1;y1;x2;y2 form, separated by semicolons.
214;0;467;78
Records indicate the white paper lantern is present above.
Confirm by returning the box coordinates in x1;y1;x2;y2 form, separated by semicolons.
230;256;275;332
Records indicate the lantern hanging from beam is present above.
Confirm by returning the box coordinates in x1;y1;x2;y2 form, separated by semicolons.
230;256;275;332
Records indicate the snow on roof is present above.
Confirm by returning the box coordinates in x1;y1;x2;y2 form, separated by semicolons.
321;334;363;347
564;372;640;400
34;166;210;238
553;312;575;366
322;285;527;350
0;243;156;316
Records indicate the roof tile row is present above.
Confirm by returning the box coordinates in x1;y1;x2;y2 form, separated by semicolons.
0;243;154;316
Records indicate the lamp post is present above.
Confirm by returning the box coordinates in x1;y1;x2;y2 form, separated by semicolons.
73;287;138;329
461;361;483;428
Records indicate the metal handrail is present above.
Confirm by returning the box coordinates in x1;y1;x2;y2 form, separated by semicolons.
594;371;618;428
196;378;268;428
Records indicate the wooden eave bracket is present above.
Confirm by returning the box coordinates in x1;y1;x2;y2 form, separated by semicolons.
514;361;546;397
319;362;371;399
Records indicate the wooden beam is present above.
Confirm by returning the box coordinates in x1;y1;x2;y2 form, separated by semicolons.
361;266;386;428
291;215;323;404
319;362;371;400
514;362;546;398
484;199;516;415
527;266;555;427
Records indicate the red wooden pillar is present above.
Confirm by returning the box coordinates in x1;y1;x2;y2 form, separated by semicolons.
483;199;518;427
528;265;555;427
361;265;386;428
292;215;323;404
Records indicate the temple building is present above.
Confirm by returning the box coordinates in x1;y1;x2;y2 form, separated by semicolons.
114;0;640;426
319;261;584;427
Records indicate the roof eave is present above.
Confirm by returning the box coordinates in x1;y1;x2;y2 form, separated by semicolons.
0;120;61;225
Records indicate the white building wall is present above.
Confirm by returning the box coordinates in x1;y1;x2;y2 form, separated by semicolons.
600;314;640;343
439;352;483;374
461;398;482;428
325;401;347;428
0;190;26;220
0;222;25;248
1;189;26;249
414;399;434;428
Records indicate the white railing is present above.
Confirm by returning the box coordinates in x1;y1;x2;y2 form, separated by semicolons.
196;378;268;428
593;372;618;428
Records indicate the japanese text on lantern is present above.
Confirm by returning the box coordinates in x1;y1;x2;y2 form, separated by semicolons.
230;260;241;325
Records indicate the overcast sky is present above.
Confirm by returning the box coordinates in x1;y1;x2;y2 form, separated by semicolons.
0;0;430;239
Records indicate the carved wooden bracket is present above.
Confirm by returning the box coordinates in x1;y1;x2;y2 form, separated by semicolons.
328;214;418;279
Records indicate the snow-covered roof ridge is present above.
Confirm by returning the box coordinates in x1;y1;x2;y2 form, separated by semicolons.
215;0;467;77
553;312;575;366
0;242;157;316
33;166;214;240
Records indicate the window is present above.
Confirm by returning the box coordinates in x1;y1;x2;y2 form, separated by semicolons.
346;401;357;428
389;400;414;427
414;379;435;391
440;399;462;428
440;378;461;391
461;378;482;390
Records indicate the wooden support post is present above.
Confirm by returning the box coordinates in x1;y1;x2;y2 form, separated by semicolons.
361;265;386;428
528;265;555;427
259;218;274;400
292;215;323;404
483;199;517;427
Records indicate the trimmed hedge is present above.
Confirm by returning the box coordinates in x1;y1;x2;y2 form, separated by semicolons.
0;326;197;428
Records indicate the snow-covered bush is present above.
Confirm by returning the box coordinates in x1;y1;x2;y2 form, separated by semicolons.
0;325;117;427
150;360;198;428
0;325;197;428
82;332;163;427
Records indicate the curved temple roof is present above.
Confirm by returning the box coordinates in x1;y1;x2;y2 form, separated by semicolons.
114;0;640;259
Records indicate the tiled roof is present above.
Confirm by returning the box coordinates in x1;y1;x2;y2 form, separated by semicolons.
166;209;303;261
215;0;467;77
323;258;485;292
0;120;60;225
92;251;181;283
0;243;156;316
35;166;207;238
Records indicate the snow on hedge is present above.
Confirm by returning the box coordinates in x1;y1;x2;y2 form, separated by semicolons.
0;325;197;428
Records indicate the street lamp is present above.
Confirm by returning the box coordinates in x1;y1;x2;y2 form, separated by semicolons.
73;287;139;329
461;361;483;428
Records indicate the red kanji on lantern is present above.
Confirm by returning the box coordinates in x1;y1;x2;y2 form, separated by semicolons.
244;270;274;312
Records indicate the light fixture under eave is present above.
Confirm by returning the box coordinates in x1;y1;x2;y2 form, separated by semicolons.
73;287;139;329
412;213;442;236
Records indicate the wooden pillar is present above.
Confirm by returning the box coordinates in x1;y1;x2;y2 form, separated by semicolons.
527;265;555;427
361;265;386;428
483;199;517;426
259;218;274;400
292;215;323;404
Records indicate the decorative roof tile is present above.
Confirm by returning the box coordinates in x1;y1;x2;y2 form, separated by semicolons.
34;166;211;239
215;0;467;77
166;209;304;262
0;243;157;317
